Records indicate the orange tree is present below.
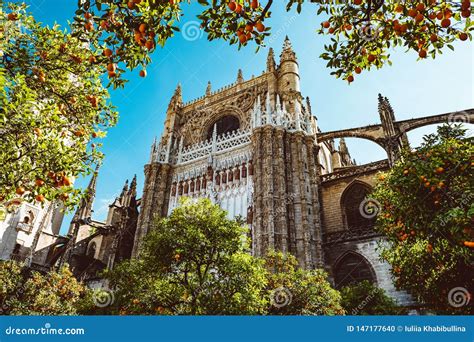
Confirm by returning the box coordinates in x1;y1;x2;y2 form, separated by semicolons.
0;261;91;315
70;0;472;83
1;3;117;208
371;125;473;314
104;199;344;315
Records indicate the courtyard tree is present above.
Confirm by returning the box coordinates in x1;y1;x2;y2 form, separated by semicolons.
105;198;268;315
69;0;472;83
371;125;474;314
0;3;117;208
105;199;345;315
340;280;402;315
264;250;345;315
0;261;91;315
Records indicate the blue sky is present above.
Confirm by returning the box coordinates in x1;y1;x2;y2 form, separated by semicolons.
22;1;473;232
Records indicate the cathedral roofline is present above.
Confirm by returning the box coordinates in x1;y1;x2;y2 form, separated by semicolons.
181;72;269;109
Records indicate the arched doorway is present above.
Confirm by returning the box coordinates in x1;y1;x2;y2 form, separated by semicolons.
206;115;240;140
341;181;375;230
87;241;97;259
334;251;376;288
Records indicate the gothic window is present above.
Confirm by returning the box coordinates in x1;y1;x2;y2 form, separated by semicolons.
206;115;240;140
341;181;375;230
334;252;376;288
87;241;97;258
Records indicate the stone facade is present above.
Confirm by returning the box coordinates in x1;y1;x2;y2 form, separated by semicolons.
5;37;472;305
128;38;474;304
130;37;412;301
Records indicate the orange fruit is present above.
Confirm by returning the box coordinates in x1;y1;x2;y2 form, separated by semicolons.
139;69;147;77
461;10;471;18
441;18;451;28
7;13;18;21
239;34;247;43
429;34;438;42
322;21;330;29
62;176;72;186
35;179;45;187
416;3;425;11
459;32;468;41
145;40;154;50
235;4;242;13
251;0;259;9
463;241;474;248
408;8;418;18
354;0;362;5
255;22;265;32
395;4;404;13
35;194;45;202
16;187;25;195
328;27;335;34
228;1;236;11
103;48;113;57
347;75;354;83
355;67;362;74
139;23;147;33
84;12;92;20
367;54;376;63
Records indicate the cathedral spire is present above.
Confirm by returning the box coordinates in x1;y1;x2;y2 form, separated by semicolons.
280;36;297;62
174;83;182;102
130;174;137;197
338;138;348;154
70;164;99;229
206;81;212;96
236;69;244;83
266;47;276;72
121;179;129;195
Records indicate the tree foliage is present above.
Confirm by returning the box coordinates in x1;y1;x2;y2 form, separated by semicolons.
264;250;344;315
105;199;344;315
1;3;117;208
0;261;90;315
340;280;402;315
106;198;268;315
70;0;472;84
372;125;474;314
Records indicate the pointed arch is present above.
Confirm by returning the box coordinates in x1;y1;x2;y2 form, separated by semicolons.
340;180;375;230
333;251;377;288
